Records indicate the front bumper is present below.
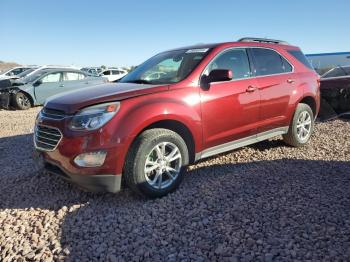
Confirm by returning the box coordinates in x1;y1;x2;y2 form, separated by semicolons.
44;160;122;193
34;114;128;193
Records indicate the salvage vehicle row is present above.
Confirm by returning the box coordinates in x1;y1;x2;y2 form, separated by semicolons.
0;68;106;109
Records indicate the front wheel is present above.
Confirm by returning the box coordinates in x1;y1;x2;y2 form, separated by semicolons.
124;128;189;198
283;103;314;147
13;92;32;110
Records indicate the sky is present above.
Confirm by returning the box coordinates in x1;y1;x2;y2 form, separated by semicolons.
1;0;349;67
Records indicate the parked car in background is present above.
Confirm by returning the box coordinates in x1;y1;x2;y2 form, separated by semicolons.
6;67;39;80
0;66;36;80
318;65;350;119
35;37;320;198
81;67;103;76
100;68;128;82
306;52;350;75
0;68;106;109
321;65;350;78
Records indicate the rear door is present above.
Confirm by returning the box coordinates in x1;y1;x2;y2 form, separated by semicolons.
249;48;296;132
34;72;63;104
199;48;261;152
62;71;87;91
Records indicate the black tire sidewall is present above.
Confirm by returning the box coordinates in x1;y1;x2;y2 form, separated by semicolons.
14;92;31;110
133;131;189;198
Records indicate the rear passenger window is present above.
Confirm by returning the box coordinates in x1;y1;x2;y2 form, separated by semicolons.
251;48;292;76
206;48;251;79
64;72;85;81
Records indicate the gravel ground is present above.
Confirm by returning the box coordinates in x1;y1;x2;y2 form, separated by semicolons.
0;107;349;261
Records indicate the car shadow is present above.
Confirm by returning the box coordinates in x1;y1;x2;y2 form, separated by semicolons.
0;134;349;260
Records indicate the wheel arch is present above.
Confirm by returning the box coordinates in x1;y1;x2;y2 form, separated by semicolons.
11;88;34;107
299;96;317;118
134;119;196;164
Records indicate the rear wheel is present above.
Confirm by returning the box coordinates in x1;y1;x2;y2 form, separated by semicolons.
13;92;32;110
124;128;189;198
283;103;314;147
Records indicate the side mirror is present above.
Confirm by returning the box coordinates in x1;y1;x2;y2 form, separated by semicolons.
208;69;233;83
200;69;233;90
33;80;42;87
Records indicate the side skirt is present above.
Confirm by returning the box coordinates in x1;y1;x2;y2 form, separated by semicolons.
195;126;288;161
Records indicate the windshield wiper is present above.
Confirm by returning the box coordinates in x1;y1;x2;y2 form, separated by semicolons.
124;79;153;84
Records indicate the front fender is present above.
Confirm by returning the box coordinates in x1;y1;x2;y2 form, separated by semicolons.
108;93;202;174
16;85;37;104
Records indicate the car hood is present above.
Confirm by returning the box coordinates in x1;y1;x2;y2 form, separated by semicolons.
45;82;169;114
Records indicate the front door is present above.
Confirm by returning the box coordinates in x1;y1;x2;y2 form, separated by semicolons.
199;48;261;153
34;72;63;104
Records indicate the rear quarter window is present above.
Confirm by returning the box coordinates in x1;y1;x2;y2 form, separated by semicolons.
288;50;314;70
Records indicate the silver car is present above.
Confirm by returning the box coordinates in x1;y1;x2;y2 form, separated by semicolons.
3;68;107;109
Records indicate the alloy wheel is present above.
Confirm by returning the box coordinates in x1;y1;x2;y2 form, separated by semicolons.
144;142;182;189
296;111;312;141
18;94;30;108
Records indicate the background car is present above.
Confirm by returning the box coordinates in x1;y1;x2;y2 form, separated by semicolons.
0;66;36;80
318;65;350;119
100;68;128;82
81;67;103;76
1;68;107;110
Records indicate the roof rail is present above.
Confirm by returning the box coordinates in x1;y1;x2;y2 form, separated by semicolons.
238;37;289;45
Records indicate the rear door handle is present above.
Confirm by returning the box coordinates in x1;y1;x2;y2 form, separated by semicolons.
246;86;258;92
287;79;295;84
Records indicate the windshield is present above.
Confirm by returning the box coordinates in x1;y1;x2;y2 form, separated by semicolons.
16;68;37;78
21;70;50;83
322;66;350;78
120;48;211;85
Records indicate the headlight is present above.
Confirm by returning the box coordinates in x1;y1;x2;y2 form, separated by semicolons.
69;102;120;131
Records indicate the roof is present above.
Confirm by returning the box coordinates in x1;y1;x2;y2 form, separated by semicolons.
37;68;83;74
166;38;297;53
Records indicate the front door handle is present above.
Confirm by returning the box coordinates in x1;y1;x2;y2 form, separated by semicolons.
246;86;257;92
287;79;295;84
59;84;64;87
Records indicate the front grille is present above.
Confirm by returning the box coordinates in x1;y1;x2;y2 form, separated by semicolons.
41;108;66;120
34;125;62;151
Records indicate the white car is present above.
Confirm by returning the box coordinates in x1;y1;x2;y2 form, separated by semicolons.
100;69;128;82
20;65;79;79
0;66;35;80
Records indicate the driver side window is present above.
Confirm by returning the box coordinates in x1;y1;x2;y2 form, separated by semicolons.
205;48;251;79
41;73;61;83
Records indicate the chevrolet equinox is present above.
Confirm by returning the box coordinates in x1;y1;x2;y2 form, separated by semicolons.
34;38;320;198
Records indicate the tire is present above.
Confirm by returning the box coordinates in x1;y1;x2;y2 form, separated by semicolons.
283;103;314;147
13;92;32;110
124;128;189;198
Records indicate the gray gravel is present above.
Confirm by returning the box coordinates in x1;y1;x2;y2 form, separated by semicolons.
0;107;349;261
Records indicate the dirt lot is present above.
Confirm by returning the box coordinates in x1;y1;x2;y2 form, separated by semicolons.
0;107;349;261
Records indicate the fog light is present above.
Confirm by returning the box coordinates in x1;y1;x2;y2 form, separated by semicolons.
74;151;107;167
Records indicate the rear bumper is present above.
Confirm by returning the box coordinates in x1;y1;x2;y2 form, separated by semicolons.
44;161;122;193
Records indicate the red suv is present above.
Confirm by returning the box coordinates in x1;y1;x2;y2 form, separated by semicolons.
34;38;320;198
